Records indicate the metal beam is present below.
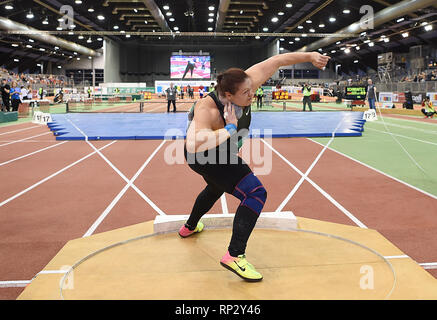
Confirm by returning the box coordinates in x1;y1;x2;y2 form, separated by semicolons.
140;0;170;31
0;17;98;56
298;0;437;52
216;0;231;32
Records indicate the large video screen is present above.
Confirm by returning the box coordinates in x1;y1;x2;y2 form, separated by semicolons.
170;55;211;79
345;86;367;100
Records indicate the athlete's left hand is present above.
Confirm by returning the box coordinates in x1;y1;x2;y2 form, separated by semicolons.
310;52;331;70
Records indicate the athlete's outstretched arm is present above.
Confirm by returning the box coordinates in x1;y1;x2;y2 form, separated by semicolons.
245;52;330;90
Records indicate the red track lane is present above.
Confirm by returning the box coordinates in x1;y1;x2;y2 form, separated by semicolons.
305;140;437;263
0;126;50;143
1;130;437;299
0;141;64;164
0;123;39;134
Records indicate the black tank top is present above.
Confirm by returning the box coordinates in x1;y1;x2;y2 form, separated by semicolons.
186;90;251;157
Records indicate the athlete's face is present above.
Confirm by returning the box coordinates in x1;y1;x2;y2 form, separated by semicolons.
225;78;254;107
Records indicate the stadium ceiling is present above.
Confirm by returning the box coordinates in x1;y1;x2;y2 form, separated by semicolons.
0;0;436;72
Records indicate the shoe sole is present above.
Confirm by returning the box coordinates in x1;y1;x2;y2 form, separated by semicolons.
220;262;263;282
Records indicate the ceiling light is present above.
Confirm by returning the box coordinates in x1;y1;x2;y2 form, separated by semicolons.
26;45;32;48
54;46;59;50
271;17;279;23
75;0;82;4
331;50;336;53
5;4;13;10
126;34;131;38
87;38;92;43
286;3;292;8
298;26;303;29
76;58;80;61
255;35;260;39
208;6;215;11
280;47;284;51
163;5;169;10
354;60;358;63
209;13;214;17
336;41;341;44
12;44;19;47
42;17;49;25
309;28;315;33
56;27;62;31
289;41;294;44
263;27;268;31
78;35;84;39
58;17;64;22
384;38;390;42
134;9;138;13
240;10;243;14
166;12;172;16
173;27;179;31
88;8;94;12
356;46;360;50
113;25;119;29
39;48;45;51
295;37;300;41
396;18;405;23
29;39;34;43
368;42;374;47
97;37;103;41
279;38;285;41
402;32;409;38
14;59;19;62
26;10;34;19
364;39;370;43
169;18;175;22
425;25;433;31
343;9;350;14
302;34;307;37
208;18;213;22
345;48;351;54
97;15;105;20
208;27;213;31
319;24;325;28
57;66;62;69
278;12;284;16
306;20;312;24
329;17;336;22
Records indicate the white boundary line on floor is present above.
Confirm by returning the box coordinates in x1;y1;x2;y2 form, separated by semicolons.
0;280;31;288
0;132;51;147
276;120;342;213
367;127;437;147
419;262;437;270
384;255;409;259
0;141;68;167
382;115;437;126
64;116;167;218
0;125;40;136
83;140;167;237
370;121;437;135
261;139;368;229
308;139;437;200
0;141;116;208
220;194;229;214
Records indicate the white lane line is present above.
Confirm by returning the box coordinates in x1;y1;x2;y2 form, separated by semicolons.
0;141;68;167
382;115;437;126
308;139;437;200
276;120;343;213
64;116;167;217
367;127;437;147
0;125;40;136
0;132;52;147
262;139;368;229
83;140;167;237
419;262;437;270
384;255;409;259
0;280;31;288
220;194;229;214
371;121;437;135
0;141;117;208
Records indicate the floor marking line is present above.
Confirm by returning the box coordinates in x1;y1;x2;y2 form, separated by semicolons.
419;262;437;270
261;139;368;229
0;141;116;208
370;121;437;135
64;116;167;217
367;127;437;147
83;140;167;237
308;139;437;200
220;194;229;215
0;125;40;136
0;132;51;147
276;120;343;213
0;280;31;288
0;141;68;167
384;255;409;259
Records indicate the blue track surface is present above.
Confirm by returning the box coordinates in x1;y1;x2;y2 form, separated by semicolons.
47;111;366;140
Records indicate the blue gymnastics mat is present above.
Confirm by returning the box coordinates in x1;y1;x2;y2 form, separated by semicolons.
47;111;366;141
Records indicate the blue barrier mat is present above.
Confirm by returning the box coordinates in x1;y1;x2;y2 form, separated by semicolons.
47;111;366;140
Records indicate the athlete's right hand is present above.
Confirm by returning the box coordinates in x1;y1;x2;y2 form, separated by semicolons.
224;102;238;127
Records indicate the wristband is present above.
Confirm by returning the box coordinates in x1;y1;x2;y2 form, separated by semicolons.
225;123;237;135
